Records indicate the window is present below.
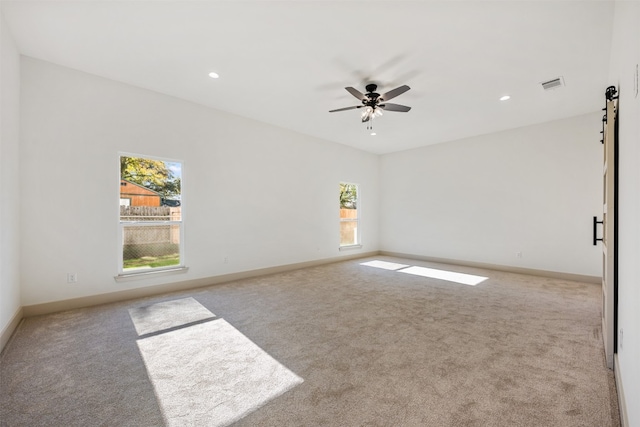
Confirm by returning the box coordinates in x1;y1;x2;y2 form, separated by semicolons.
339;182;359;247
118;154;183;274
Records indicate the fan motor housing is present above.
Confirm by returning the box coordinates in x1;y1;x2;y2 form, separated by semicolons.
364;84;380;105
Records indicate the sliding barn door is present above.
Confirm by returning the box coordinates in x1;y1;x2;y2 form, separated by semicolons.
599;87;618;370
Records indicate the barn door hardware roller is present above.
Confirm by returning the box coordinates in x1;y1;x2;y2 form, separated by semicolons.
600;86;618;144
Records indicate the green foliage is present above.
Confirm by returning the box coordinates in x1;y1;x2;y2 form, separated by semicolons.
120;156;181;198
122;243;180;260
340;183;357;209
123;253;180;269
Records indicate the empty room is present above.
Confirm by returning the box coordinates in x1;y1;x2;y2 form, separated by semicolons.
1;1;639;426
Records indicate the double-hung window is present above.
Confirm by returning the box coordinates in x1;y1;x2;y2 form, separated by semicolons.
339;182;359;247
118;154;184;274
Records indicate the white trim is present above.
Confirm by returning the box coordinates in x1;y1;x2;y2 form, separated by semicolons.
339;244;363;251
339;181;361;247
117;152;184;276
379;251;601;284
120;220;181;225
119;151;184;166
24;251;602;318
115;266;189;282
614;354;629;427
25;252;379;317
1;306;24;354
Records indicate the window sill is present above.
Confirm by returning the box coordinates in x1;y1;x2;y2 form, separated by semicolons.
114;266;189;282
339;244;363;251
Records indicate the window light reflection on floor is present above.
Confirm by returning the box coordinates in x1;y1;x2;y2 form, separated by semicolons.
398;266;487;286
360;260;410;270
130;298;303;426
360;260;488;286
129;297;215;336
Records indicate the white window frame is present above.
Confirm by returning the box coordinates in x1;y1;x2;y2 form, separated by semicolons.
116;152;186;278
339;182;362;250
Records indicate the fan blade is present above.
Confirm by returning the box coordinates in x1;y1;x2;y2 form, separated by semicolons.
380;85;410;102
379;103;411;112
329;105;362;113
345;87;366;101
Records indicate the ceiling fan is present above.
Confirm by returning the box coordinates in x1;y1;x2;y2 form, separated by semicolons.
329;83;411;125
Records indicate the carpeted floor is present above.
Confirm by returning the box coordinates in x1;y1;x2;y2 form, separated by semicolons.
0;256;620;426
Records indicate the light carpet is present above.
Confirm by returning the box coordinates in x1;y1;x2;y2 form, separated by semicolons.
0;256;620;426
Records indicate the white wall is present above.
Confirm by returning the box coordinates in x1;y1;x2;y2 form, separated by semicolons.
19;57;379;306
0;13;22;339
379;113;602;276
609;1;640;425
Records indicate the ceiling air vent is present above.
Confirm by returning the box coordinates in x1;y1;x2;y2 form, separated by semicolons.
541;77;565;91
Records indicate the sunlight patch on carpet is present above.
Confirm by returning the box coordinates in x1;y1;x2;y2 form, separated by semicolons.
360;260;410;270
136;318;303;426
398;266;487;286
129;297;216;336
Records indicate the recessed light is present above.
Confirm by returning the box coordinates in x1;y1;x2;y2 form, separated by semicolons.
500;95;511;101
208;72;220;79
370;132;377;136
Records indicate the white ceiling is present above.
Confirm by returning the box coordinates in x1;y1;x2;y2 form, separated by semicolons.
1;1;615;154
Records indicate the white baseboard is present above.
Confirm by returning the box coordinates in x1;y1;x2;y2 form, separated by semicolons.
1;306;24;354
614;354;629;427
22;251;379;317
379;251;600;284
20;250;600;318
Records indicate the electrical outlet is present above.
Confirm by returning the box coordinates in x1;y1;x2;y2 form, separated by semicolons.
516;252;523;258
223;257;228;264
67;273;78;283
